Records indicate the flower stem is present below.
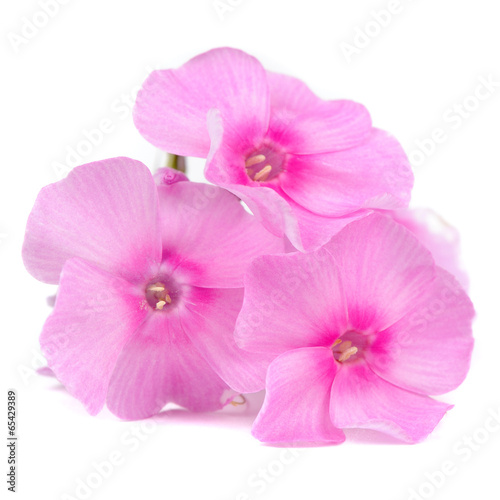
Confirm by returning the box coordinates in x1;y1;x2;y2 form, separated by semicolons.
166;153;187;173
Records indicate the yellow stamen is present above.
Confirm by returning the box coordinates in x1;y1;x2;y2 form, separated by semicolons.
245;154;266;168
332;339;342;347
230;395;247;406
338;346;358;362
156;300;167;310
147;282;165;292
253;165;272;182
164;293;172;304
338;340;352;352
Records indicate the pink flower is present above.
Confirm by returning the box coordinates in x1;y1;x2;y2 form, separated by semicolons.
22;158;282;419
133;47;413;251
235;213;474;445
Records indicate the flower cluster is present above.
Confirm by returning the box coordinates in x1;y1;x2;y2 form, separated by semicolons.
23;48;474;445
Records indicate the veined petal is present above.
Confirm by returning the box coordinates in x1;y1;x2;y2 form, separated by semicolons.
267;71;322;116
107;310;231;420
235;250;348;355
23;157;161;284
40;258;149;415
179;287;274;393
205;108;298;240
284;192;369;252
390;209;469;289
281;129;412;217
330;362;452;443
252;347;345;445
323;213;436;333
366;267;474;395
278;99;372;154
134;47;270;157
158;181;284;288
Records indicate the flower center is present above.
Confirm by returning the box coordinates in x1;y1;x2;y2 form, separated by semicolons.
331;331;368;363
244;146;285;182
145;278;179;311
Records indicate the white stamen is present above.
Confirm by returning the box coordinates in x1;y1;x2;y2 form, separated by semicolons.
245;154;266;168
338;346;358;362
148;285;165;292
156;300;167;310
253;164;272;182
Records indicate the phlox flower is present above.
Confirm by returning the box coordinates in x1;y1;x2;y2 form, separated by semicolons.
22;158;282;419
235;213;474;445
133;47;413;251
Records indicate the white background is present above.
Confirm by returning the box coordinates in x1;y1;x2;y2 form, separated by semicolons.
1;1;499;499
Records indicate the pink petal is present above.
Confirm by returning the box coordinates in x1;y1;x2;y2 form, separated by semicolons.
267;71;322;115
366;267;474;395
235;250;347;355
206;108;373;252
252;347;345;445
40;258;148;415
205;108;297;239
157;181;284;288
281;129;412;217
285;193;370;251
278;99;372;154
330;362;452;443
133;47;270;157
179;287;274;393
107;310;231;420
390;208;469;289
323;213;436;333
23;157;161;284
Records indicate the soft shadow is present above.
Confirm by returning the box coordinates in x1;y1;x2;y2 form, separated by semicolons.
344;428;405;445
154;391;265;430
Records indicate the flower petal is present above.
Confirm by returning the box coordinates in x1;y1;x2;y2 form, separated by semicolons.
23;157;161;284
179;287;274;393
40;258;148;415
366;267;474;395
205;108;297;240
323;213;436;333
279;99;372;154
134;47;270;157
252;347;345;445
390;209;469;289
330;362;452;443
106;310;230;420
284;193;369;251
158;181;284;288
267;71;321;115
281;129;412;217
205;108;373;252
235;250;347;355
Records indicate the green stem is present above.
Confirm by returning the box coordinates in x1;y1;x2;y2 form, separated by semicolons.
166;153;187;173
